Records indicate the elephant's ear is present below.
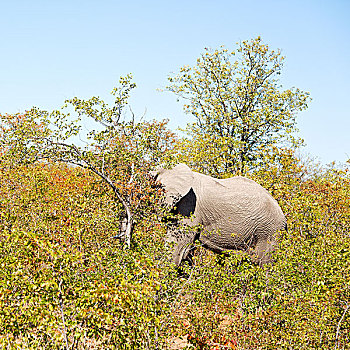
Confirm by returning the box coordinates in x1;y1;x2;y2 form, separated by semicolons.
157;163;194;206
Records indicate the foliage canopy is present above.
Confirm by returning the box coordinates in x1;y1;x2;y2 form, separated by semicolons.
168;37;311;176
1;75;177;247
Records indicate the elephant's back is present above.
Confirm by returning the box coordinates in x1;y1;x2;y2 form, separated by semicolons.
220;176;283;211
220;175;266;190
199;175;286;239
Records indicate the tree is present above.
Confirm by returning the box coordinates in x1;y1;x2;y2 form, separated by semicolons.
1;75;177;247
167;37;311;176
0;78;181;349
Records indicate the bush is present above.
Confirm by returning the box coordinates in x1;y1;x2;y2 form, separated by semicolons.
0;154;349;349
0;164;179;348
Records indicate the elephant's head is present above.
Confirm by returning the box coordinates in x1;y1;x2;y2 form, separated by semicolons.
150;163;194;208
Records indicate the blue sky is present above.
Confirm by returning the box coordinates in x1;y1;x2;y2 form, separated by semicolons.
1;0;349;164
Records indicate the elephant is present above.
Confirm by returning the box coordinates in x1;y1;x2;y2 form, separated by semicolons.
151;163;287;267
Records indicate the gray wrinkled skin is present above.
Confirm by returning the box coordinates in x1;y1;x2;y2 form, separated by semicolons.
152;164;287;266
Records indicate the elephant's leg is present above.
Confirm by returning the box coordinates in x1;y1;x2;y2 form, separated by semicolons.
166;224;197;267
183;244;196;265
252;236;276;265
171;239;196;278
173;238;196;267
